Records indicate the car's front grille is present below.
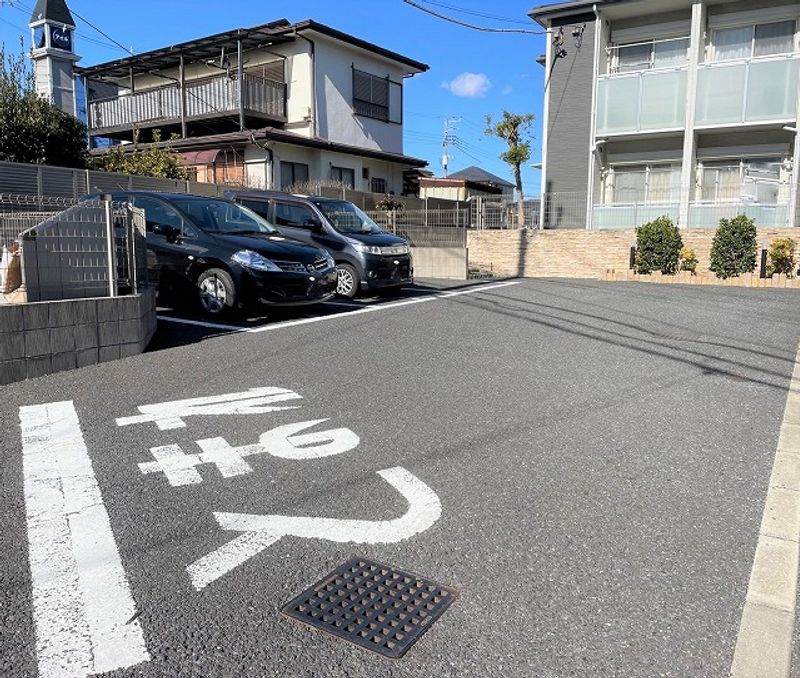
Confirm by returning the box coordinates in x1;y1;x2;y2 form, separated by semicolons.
311;256;330;272
273;260;307;274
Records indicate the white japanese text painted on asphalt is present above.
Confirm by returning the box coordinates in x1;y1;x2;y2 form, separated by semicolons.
187;466;442;590
139;420;360;486
20;401;150;678
115;387;302;430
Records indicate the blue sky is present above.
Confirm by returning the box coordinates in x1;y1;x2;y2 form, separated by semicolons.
0;0;547;195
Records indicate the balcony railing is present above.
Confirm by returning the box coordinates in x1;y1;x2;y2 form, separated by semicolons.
696;55;800;127
596;67;687;136
88;73;286;134
687;201;790;228
592;202;681;230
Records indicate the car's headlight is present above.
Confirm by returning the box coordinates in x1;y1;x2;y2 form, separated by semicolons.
352;243;383;256
231;250;281;272
324;253;335;269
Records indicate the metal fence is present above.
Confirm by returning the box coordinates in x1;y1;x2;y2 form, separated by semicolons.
367;209;468;247
1;195;147;302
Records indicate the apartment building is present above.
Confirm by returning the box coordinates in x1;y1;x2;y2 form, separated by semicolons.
531;0;800;229
31;5;429;194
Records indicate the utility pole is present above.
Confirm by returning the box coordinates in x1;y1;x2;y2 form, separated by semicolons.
441;116;460;177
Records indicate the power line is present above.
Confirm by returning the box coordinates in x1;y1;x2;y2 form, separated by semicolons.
402;0;544;35
69;8;133;55
417;0;534;26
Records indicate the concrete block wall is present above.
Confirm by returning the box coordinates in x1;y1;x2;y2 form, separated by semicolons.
0;289;157;386
411;247;468;280
467;229;800;279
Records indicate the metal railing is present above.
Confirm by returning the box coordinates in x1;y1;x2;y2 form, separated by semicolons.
367;209;468;247
89;74;287;133
1;194;147;302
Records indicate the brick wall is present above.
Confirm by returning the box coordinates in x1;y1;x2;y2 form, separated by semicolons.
468;229;800;278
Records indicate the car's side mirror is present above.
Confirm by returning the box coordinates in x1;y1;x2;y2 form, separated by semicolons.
304;217;324;233
152;223;181;241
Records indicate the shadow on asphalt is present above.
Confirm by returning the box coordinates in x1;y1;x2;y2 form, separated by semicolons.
147;278;507;353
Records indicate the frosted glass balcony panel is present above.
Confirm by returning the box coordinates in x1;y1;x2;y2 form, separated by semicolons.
696;56;799;126
745;58;799;122
596;75;641;134
640;69;687;130
592;204;680;229
696;63;746;125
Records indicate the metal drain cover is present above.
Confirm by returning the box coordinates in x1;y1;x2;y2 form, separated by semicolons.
281;557;458;658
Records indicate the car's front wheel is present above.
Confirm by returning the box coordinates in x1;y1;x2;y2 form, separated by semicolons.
196;268;236;316
335;263;359;299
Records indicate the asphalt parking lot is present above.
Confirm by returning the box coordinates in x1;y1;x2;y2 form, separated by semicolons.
2;279;800;677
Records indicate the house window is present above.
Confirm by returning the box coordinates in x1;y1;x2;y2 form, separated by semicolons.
280;161;309;190
605;164;681;204
331;166;355;189
698;158;784;203
613;37;690;73
371;177;387;194
353;69;390;122
713;20;796;61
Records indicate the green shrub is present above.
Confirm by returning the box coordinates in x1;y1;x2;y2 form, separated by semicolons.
768;237;796;277
709;214;757;279
634;217;682;274
679;246;698;273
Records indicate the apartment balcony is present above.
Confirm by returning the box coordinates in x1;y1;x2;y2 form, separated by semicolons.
596;67;687;136
88;74;287;138
592;202;681;230
696;55;800;127
687;201;790;228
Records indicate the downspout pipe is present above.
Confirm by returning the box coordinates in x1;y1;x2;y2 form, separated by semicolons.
295;30;318;138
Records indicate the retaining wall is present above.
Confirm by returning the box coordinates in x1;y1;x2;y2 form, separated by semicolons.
467;229;800;279
0;289;157;386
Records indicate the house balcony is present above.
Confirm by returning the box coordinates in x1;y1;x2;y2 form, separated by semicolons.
596;67;688;137
687;201;790;228
592;202;681;229
696;55;800;128
88;73;287;138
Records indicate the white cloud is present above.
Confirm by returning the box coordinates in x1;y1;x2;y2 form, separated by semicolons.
441;72;492;98
501;85;513;95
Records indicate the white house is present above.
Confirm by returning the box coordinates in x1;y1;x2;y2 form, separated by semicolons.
33;10;429;194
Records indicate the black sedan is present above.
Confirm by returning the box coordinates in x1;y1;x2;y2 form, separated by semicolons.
91;191;337;316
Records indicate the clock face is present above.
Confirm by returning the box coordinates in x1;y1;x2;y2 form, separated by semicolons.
33;26;46;50
50;26;72;52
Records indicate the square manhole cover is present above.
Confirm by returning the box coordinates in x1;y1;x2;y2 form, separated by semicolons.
281;557;458;658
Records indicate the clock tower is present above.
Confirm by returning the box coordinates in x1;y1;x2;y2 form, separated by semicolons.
29;0;80;116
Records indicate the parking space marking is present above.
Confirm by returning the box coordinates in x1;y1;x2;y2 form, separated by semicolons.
19;401;149;678
731;342;800;678
188;466;442;590
155;281;519;334
116;387;302;430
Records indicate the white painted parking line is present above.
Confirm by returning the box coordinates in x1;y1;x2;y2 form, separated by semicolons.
188;466;442;590
156;281;520;334
19;401;149;678
731;342;800;678
115;387;302;430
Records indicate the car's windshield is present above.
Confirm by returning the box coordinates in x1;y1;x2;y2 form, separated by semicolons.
171;198;277;235
313;200;382;234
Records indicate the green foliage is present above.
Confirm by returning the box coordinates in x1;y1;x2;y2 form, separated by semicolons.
485;111;534;227
680;246;698;273
767;237;796;277
634;217;683;274
709;214;757;279
92;130;189;180
0;46;87;168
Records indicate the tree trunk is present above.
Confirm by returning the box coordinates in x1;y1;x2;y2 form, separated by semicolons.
513;163;525;228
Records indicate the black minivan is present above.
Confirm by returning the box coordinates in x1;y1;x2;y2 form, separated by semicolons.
227;190;412;298
90;191;337;316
